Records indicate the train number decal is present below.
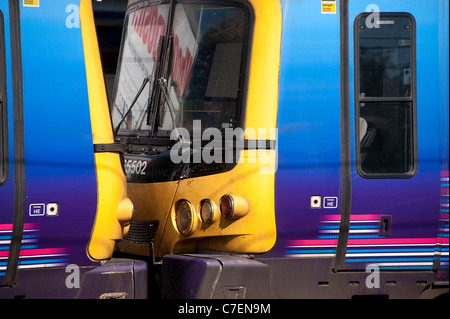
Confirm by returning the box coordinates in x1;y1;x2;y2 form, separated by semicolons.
124;159;147;176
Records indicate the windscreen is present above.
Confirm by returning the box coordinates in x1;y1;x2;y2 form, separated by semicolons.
112;4;170;134
111;2;247;138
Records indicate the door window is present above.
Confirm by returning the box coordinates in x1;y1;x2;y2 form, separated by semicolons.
354;13;417;178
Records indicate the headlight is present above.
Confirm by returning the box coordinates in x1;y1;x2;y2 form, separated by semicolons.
175;200;195;235
200;199;215;224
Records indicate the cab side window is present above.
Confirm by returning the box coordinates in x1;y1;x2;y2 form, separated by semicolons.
355;13;417;178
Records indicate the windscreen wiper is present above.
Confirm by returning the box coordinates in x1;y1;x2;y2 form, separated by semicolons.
113;76;152;136
114;36;165;137
157;78;179;135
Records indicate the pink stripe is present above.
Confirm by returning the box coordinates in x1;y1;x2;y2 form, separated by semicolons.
0;223;39;231
347;238;438;245
286;239;338;246
19;248;69;256
0;224;13;231
287;237;444;247
24;223;40;230
350;214;381;221
320;214;381;221
441;171;449;177
320;215;341;221
0;248;69;258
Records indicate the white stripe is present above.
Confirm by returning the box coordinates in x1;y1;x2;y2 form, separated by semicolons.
286;245;337;248
19;254;68;259
1;253;69;260
376;262;433;267
348;244;436;248
0;229;38;233
0;239;37;245
17;263;67;270
320;229;379;234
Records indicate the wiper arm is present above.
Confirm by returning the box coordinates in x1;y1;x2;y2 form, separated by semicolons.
158;78;178;132
113;76;152;136
114;36;165;137
158;77;190;146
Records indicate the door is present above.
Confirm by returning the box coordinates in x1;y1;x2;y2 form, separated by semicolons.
338;0;445;271
0;0;24;286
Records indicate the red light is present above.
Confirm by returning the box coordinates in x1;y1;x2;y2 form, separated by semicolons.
220;195;234;219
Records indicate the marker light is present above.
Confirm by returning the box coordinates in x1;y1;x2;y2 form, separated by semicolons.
219;194;249;220
175;200;195;235
200;199;215;223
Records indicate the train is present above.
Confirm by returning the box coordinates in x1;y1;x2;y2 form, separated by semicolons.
0;0;133;298
1;0;448;299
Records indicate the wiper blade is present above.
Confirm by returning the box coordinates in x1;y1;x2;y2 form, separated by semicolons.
114;36;165;137
113;76;151;136
158;78;178;133
158;77;189;145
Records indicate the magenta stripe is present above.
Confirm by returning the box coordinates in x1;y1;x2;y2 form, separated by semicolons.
0;223;39;231
286;239;338;246
0;248;69;258
347;238;438;245
19;248;70;256
320;214;381;221
286;237;444;247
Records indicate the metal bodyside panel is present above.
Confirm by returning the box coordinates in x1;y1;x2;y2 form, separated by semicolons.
161;254;274;299
19;0;98;270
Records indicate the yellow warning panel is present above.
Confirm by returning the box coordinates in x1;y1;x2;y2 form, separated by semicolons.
23;0;39;7
321;0;336;14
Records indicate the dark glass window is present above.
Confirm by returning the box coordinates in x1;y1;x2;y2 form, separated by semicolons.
158;3;246;133
355;13;417;178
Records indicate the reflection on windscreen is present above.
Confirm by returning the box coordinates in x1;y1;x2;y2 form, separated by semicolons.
112;3;247;136
112;5;170;134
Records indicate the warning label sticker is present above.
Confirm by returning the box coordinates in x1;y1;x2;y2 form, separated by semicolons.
23;0;39;7
321;0;336;14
